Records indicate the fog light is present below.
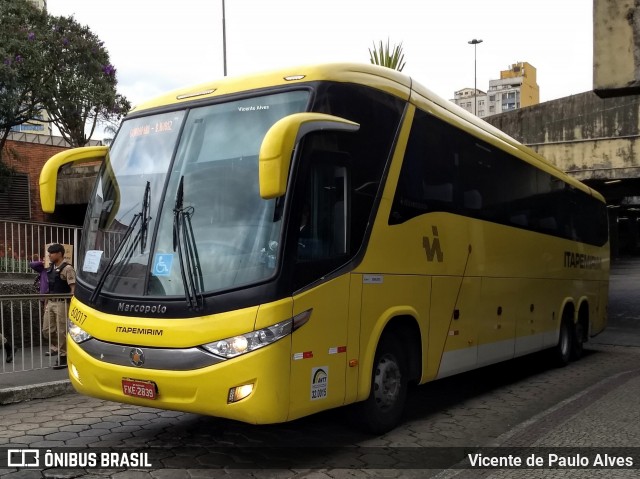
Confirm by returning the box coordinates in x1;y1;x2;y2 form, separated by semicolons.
71;363;80;382
228;383;254;403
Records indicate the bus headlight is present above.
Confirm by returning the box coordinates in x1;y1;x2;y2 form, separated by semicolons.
202;319;293;359
67;319;92;343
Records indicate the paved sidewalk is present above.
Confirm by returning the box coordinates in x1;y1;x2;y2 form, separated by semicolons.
0;345;72;404
0;344;638;477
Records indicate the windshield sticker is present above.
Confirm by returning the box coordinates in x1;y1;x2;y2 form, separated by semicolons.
310;367;328;401
152;253;174;276
83;250;103;273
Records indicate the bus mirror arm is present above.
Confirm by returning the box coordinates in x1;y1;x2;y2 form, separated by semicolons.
258;113;359;199
39;146;109;213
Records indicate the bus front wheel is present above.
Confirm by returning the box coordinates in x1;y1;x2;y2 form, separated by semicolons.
355;334;408;434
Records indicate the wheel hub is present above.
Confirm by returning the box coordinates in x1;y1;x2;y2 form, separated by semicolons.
373;354;401;410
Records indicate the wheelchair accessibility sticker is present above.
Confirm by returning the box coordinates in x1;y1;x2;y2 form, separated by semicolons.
152;253;173;276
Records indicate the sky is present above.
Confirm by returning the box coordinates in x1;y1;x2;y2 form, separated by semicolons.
46;0;593;124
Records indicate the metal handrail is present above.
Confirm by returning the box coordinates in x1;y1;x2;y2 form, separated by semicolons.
0;294;72;374
0;219;81;273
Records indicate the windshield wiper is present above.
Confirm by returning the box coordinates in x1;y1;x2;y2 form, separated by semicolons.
173;176;204;310
89;182;151;304
90;213;140;304
139;181;151;253
109;181;153;278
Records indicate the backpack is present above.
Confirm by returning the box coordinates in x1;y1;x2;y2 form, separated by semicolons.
33;274;40;293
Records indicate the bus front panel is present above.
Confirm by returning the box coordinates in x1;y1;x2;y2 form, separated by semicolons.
67;299;294;424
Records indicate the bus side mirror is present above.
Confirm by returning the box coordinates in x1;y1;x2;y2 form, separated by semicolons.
258;113;359;199
40;146;108;213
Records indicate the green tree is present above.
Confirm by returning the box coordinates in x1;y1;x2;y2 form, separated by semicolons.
102;123;118;146
0;0;51;160
0;0;130;164
44;15;130;147
369;39;406;72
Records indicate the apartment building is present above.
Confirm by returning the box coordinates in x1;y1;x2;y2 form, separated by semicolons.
452;87;488;117
453;62;540;118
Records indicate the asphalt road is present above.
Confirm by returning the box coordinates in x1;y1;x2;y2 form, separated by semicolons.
591;257;640;347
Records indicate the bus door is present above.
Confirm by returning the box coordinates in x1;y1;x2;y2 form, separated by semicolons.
288;154;353;419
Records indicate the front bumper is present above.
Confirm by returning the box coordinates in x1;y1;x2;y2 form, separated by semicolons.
67;334;292;424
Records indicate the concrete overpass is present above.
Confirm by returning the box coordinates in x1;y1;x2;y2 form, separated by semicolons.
481;0;640;258
485;91;640;257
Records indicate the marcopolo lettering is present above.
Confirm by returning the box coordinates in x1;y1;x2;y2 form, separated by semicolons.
117;302;168;314
564;251;602;269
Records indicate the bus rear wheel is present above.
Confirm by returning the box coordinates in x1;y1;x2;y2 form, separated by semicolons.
571;321;585;360
553;318;572;367
355;335;408;434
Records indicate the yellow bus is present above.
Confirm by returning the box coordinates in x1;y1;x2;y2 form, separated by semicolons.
40;63;609;433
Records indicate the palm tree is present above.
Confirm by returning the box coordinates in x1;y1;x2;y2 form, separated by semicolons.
102;124;118;146
369;39;406;72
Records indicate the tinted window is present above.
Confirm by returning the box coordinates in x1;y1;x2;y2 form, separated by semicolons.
312;82;405;253
289;83;405;290
390;108;608;247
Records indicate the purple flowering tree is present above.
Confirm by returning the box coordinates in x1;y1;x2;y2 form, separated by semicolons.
0;0;51;163
0;0;130;164
44;15;131;147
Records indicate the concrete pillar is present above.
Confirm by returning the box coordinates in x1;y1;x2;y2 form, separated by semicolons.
594;0;640;97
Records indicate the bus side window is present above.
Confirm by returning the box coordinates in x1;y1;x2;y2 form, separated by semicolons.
294;152;350;289
297;161;349;260
390;109;458;224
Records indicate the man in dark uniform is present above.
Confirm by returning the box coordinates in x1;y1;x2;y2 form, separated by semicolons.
43;243;76;370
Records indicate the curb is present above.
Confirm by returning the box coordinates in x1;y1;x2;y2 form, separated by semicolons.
0;379;74;405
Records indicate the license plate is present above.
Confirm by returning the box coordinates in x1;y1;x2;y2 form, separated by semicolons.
122;378;157;400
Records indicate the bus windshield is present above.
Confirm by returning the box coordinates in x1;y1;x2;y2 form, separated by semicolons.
79;90;310;299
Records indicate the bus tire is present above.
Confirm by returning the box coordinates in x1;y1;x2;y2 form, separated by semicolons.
355;334;408;434
553;318;572;367
571;320;585;360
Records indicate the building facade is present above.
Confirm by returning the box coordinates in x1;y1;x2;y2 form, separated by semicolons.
0;132;101;225
453;62;540;118
11;111;52;135
487;62;539;115
594;0;640;97
452;88;488;117
27;0;46;11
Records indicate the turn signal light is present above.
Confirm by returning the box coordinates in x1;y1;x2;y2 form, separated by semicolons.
71;363;81;383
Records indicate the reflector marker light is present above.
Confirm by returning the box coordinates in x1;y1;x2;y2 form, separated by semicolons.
293;351;314;360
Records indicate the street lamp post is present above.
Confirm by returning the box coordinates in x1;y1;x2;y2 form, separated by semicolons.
222;0;227;76
468;38;483;116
